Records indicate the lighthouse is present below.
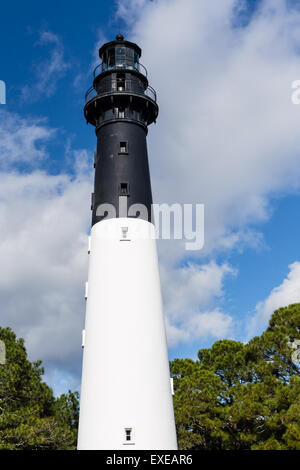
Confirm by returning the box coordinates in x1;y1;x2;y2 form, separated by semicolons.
77;34;177;450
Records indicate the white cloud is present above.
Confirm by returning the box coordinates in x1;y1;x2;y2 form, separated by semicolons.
161;261;235;346
0;167;92;370
117;0;300;256
22;30;70;101
0;110;92;392
4;0;300;392
247;261;300;338
113;0;300;346
0;110;55;166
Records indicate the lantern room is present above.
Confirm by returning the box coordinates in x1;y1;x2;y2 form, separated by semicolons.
99;34;144;74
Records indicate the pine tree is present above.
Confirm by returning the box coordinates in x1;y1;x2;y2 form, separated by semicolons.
171;303;300;450
0;327;79;450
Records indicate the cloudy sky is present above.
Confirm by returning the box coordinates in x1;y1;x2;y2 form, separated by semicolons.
1;0;300;395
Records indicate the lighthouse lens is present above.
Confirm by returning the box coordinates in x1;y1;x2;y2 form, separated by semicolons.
116;47;125;67
107;48;115;69
102;45;139;73
125;48;134;69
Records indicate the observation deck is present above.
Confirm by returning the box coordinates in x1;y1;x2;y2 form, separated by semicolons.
84;35;158;128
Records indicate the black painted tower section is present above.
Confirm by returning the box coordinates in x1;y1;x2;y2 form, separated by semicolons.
84;34;159;226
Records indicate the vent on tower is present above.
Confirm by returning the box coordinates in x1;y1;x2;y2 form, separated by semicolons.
114;107;125;118
123;427;135;445
119;141;128;154
117;73;125;91
125;428;132;442
120;183;129;196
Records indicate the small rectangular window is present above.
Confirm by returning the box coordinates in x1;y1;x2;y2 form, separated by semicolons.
121;227;128;238
115;107;125;118
120;183;129;196
117;74;126;91
119;141;128;154
125;428;132;441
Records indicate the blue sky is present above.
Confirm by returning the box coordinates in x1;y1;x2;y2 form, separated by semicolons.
0;1;116;173
1;0;300;395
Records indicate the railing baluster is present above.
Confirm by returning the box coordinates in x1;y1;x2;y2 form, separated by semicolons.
93;62;148;78
85;79;156;103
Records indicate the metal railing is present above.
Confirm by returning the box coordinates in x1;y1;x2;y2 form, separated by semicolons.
93;61;148;78
85;79;157;104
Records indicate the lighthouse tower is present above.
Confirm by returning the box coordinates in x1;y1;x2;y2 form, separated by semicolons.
77;35;177;450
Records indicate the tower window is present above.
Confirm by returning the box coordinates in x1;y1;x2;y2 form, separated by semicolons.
117;73;125;91
114;107;125;118
119;109;125;118
119;141;128;154
125;428;132;442
116;47;126;68
120;183;129;196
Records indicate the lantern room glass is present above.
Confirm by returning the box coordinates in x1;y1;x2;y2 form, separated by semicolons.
103;46;139;71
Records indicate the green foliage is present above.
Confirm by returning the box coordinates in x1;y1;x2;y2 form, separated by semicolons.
0;327;79;450
1;304;300;450
171;303;300;450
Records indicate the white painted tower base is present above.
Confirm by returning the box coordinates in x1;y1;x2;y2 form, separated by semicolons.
77;217;177;450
